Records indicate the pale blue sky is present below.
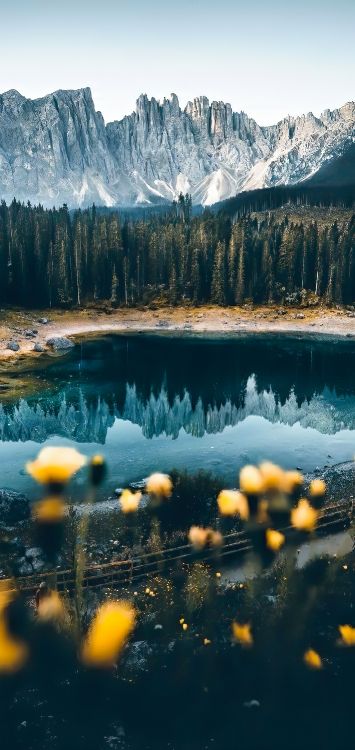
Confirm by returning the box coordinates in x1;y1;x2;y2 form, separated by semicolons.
0;0;354;125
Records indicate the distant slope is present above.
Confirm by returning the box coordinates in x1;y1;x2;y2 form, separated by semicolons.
306;142;355;187
216;183;355;217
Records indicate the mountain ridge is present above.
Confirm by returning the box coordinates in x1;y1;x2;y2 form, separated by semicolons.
0;86;354;207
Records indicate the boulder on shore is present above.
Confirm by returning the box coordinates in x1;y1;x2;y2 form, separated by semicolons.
46;336;74;351
24;329;38;337
7;341;20;351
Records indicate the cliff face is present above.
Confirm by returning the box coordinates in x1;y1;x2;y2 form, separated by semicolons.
0;87;118;206
0;87;354;207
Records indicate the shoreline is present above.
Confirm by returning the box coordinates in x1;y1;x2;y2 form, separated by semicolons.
1;305;355;364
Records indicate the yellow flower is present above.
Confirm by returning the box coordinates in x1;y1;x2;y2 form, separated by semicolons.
188;526;209;550
146;473;173;498
188;526;223;550
81;600;136;668
217;489;249;519
239;465;265;495
303;648;322;670
0;616;28;674
26;446;86;485
309;479;326;498
339;624;355;646
256;498;270;524
208;529;223;547
91;454;104;466
203;638;211;646
232;621;253;647
182;623;188;631
265;528;285;551
0;580;15;613
37;591;65;622
119;489;142;513
0;590;28;674
291;499;318;532
282;470;304;494
32;496;68;522
89;454;107;486
259;462;285;491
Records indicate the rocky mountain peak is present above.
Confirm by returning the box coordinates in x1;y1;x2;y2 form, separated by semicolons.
0;87;354;207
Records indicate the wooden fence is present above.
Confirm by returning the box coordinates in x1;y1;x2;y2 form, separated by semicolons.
2;499;352;596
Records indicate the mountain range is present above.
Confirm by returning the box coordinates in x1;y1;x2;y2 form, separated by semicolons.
0;87;354;208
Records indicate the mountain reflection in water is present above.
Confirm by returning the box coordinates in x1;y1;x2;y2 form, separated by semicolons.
1;334;355;491
1;375;355;443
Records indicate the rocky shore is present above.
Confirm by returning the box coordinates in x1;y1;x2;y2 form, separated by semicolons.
0;305;355;362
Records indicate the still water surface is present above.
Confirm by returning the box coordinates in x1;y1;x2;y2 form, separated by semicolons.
1;334;355;495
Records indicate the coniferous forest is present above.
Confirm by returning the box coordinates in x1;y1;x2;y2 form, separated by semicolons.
0;193;354;309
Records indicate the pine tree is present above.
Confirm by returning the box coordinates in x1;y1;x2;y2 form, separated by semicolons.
110;266;118;305
211;241;227;305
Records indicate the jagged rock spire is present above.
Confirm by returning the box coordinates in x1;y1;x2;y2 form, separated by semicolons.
0;87;354;207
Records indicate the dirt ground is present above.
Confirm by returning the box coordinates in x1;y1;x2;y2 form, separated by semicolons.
0;304;354;364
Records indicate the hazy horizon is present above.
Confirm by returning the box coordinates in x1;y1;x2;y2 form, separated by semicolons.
1;0;354;127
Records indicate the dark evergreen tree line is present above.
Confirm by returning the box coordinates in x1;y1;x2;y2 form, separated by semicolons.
0;197;354;308
219;183;355;218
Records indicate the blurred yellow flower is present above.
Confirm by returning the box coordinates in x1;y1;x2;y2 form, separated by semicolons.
0;593;28;674
89;454;107;486
239;465;265;495
32;496;68;523
146;473;173;498
256;498;270;524
0;581;15;613
291;499;318;532
81;600;136;668
217;489;249;519
119;489;142;513
37;591;64;622
188;526;223;550
265;528;285;551
0;620;28;674
182;623;188;631
232;621;253;647
259;462;285;491
26;446;86;485
209;529;223;547
91;454;105;466
282;470;304;494
188;526;208;549
339;624;355;646
309;479;326;498
204;638;211;645
303;649;322;669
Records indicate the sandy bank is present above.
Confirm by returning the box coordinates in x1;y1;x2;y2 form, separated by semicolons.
0;305;355;363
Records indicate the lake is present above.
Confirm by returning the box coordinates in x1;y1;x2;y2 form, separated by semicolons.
1;333;355;496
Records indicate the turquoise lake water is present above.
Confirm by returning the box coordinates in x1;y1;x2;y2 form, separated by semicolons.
1;333;355;495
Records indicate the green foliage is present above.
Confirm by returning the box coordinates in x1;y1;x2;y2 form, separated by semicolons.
0;197;354;307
